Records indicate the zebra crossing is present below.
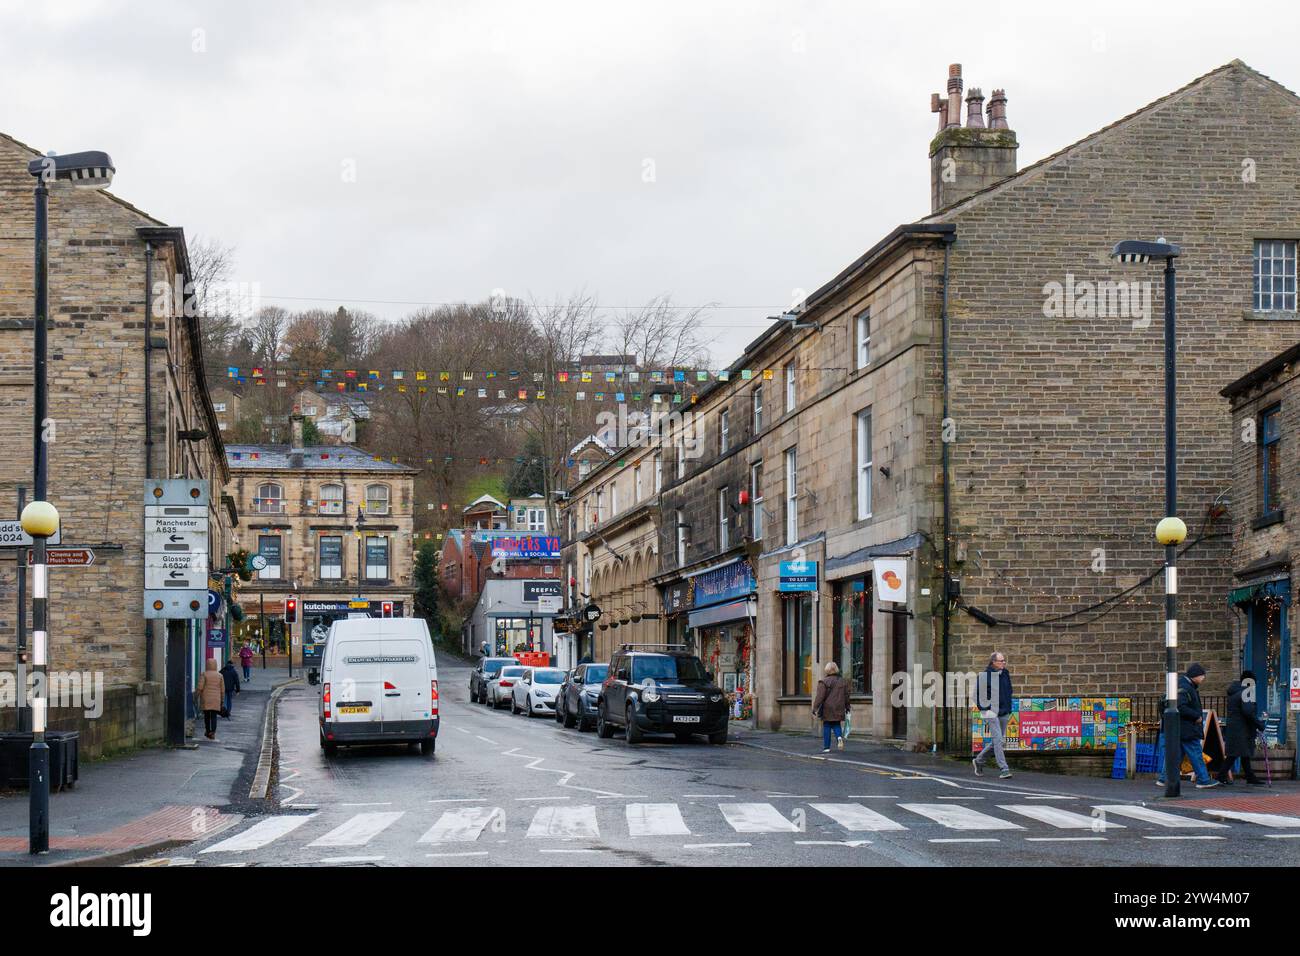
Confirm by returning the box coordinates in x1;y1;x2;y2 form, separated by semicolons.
196;798;1300;856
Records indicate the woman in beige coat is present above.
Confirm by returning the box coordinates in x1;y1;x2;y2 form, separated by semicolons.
196;658;224;740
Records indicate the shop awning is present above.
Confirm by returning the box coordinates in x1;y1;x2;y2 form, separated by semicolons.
688;599;754;629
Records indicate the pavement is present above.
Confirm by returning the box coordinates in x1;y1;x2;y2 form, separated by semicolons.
130;652;1300;868
0;659;298;866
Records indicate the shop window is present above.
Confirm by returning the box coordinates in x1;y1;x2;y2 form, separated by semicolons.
783;593;814;696
319;535;342;579
365;535;389;580
257;535;282;579
833;576;873;695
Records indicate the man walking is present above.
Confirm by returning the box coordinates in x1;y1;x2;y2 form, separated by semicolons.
219;657;242;719
972;651;1013;779
1157;662;1220;789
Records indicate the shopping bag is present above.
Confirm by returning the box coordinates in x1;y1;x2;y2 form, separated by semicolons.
843;713;852;739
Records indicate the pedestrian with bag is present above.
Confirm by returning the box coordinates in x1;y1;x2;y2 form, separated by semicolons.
812;661;851;753
239;642;254;682
1218;669;1267;786
219;657;242;719
972;651;1014;779
195;657;224;741
1157;662;1220;789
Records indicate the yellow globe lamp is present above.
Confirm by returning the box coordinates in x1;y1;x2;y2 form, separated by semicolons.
1155;516;1187;546
20;500;60;539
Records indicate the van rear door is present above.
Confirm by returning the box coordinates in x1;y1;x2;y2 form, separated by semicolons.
334;640;385;730
379;638;432;729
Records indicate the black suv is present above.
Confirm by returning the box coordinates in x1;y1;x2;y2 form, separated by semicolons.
596;649;728;745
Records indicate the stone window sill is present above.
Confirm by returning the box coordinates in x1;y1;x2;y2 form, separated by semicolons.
1252;511;1285;531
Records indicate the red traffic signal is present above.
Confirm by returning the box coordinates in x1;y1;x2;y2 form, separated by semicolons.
286;597;298;622
381;601;393;618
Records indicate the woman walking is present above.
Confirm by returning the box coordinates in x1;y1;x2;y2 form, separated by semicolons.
813;662;851;753
195;657;224;741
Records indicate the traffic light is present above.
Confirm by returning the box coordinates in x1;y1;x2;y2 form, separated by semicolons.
381;601;393;618
286;596;297;622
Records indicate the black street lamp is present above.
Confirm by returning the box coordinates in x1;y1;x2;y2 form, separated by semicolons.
24;149;114;854
1111;237;1186;798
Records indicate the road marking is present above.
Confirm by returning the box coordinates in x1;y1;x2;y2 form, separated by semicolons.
794;840;872;847
339;802;393;807
516;795;570;801
1023;795;1077;800
202;814;317;853
599;794;649;799
316;855;384;864
766;793;819;798
426;851;489;858
527;805;599;839
684;842;751;849
538;848;604;854
1093;805;1229;829
1265;833;1300;839
937;796;984;801
999;805;1125;830
1201;809;1300;828
308;811;405;848
810;803;907;832
626;803;692;837
454;726;470;733
1142;835;1226;841
420;807;501;843
428;798;484;804
475;735;498;744
719;803;799;833
928;838;1000;843
900;804;1024;830
847;795;900;799
682;793;733;798
1025;837;1107;842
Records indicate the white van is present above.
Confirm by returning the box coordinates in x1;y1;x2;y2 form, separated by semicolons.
318;617;439;756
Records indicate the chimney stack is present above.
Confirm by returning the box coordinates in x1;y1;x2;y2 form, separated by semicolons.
290;406;304;451
928;64;1017;213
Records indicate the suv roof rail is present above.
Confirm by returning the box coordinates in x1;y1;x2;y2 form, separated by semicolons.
619;643;690;651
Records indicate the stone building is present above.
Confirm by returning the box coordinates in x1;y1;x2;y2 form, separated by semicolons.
0;130;232;754
1222;345;1300;756
224;413;417;666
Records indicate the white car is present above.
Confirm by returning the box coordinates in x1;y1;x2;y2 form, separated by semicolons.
511;667;566;717
487;665;527;709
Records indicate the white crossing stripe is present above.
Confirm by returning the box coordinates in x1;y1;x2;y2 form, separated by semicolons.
527;805;599;839
719;803;799;833
419;807;501;843
1092;805;1228;829
998;805;1126;830
1201;809;1300;828
202;814;317;853
899;804;1024;830
810;803;907;832
626;803;691;837
308;811;405;847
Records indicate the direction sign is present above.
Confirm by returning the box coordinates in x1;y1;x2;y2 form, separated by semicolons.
146;529;208;552
145;552;208;589
25;548;94;567
0;520;61;547
145;514;208;536
144;479;210;507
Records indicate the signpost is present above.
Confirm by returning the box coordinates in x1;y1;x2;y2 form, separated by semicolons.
0;519;61;547
143;481;209;620
24;547;93;566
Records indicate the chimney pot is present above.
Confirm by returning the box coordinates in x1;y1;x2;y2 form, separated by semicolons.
946;63;963;128
931;92;948;132
988;88;1009;129
965;87;985;128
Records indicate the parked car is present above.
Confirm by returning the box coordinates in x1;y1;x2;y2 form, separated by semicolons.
511;667;566;717
597;649;728;745
556;663;609;730
486;665;527;709
470;656;520;704
318;617;439;756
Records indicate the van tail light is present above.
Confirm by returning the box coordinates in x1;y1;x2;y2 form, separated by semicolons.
323;682;331;718
430;679;439;715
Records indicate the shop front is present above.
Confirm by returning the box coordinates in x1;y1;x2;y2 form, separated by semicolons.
686;559;757;723
661;579;693;653
301;599;406;671
1229;578;1293;745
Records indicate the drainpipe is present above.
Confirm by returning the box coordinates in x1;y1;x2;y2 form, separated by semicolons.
940;231;955;750
144;242;155;682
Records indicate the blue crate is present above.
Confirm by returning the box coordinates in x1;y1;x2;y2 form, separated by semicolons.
1111;741;1158;778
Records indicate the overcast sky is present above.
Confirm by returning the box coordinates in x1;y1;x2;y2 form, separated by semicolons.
2;0;1296;365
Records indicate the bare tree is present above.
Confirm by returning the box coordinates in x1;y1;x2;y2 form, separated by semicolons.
187;235;239;366
612;294;714;370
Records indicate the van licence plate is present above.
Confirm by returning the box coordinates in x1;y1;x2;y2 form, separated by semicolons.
338;705;371;715
672;715;701;723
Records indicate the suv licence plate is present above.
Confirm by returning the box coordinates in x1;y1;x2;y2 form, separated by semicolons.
672;715;701;723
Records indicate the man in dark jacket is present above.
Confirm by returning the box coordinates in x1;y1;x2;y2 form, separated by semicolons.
972;652;1014;779
1157;662;1219;789
1218;670;1266;785
219;659;242;719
